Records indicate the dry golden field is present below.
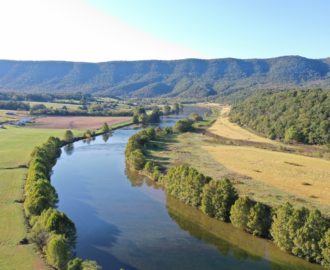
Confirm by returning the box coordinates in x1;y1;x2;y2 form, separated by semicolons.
208;105;276;144
204;145;330;206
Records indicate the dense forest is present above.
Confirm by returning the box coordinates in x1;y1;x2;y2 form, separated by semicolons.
0;56;330;99
229;89;330;144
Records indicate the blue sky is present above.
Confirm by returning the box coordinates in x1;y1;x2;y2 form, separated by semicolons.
88;0;330;59
0;0;329;61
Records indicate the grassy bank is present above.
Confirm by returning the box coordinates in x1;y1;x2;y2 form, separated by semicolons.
0;127;65;270
0;118;132;270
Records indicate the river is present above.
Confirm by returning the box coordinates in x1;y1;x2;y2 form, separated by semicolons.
52;107;322;270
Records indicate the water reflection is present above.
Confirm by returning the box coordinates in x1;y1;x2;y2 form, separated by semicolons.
52;106;322;270
63;143;74;155
102;132;111;143
166;194;322;270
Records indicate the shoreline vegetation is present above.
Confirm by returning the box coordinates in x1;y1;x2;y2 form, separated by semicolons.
22;119;135;270
19;103;182;270
124;112;330;268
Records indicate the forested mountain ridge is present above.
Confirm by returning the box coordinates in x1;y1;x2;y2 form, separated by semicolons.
229;89;330;144
0;56;329;98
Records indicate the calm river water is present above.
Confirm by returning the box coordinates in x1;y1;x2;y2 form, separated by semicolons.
52;107;321;270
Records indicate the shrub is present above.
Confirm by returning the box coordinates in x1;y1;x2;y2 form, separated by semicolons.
174;118;194;133
31;208;76;247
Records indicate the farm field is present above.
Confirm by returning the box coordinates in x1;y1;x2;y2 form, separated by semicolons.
0;110;29;122
0;115;130;269
207;105;277;145
147;105;330;216
28;101;81;110
0;127;66;270
204;145;330;206
33;116;131;129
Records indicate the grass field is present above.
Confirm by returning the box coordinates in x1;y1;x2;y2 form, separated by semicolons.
28;101;81;110
204;145;330;206
33;116;131;129
147;104;330;216
208;105;277;144
0;127;67;270
0;110;29;123
0;115;132;269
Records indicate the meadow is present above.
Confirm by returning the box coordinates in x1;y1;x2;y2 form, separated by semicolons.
204;145;330;206
0;127;65;270
147;105;330;216
33;116;131;129
28;101;81;110
0;114;131;269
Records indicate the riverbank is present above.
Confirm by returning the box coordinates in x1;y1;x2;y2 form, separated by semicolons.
0;118;132;270
124;112;330;268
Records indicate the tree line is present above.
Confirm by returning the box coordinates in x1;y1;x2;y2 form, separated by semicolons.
125;122;330;268
132;103;183;125
229;89;330;144
24;136;101;270
163;164;330;267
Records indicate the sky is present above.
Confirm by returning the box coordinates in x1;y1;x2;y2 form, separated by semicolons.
0;0;329;62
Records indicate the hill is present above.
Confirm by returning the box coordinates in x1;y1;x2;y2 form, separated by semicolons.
0;56;330;98
229;89;330;144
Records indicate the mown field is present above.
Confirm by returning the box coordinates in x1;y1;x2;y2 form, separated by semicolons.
204;145;330;206
28;101;81;110
33;116;131;129
0;127;66;270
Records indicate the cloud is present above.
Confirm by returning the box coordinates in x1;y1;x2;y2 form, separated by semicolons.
0;0;206;62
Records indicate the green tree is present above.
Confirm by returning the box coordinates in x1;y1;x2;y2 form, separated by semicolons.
174;118;194;133
247;202;271;237
292;210;327;262
270;202;294;252
68;258;83;270
45;234;72;270
32;208;76;246
163;105;171;115
24;179;58;216
230;197;253;231
128;149;146;170
132;114;139;124
201;178;238;221
64;130;74;142
165;165;211;207
81;260;102;270
189;112;203;122
320;229;330;268
139;113;148;125
284;126;303;143
102;122;111;133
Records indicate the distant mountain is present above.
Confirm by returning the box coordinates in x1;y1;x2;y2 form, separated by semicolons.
0;56;329;99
